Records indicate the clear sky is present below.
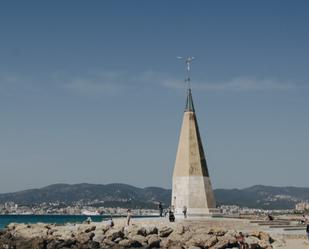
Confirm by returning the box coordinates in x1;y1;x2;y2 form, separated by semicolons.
0;1;308;193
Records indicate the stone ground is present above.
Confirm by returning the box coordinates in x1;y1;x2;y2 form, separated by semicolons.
0;216;308;248
94;216;309;248
130;217;309;249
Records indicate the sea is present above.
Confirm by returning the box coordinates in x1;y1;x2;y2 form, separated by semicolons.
0;214;156;230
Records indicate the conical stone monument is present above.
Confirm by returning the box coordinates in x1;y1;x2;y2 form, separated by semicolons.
171;57;217;216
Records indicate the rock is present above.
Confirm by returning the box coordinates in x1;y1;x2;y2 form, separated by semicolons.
204;236;218;248
271;238;285;248
93;231;106;244
173;225;185;235
31;237;48;249
118;239;131;247
105;228;124;241
46;239;77;249
137;227;147;236
258;239;272;249
114;237;123;243
245;236;260;248
101;239;115;247
119;238;143;248
207;228;227;236
221;234;237;246
186;234;213;248
145;226;158;235
77;232;93;244
161;238;185;249
85;226;96;233
159;226;173;237
250;231;261;238
102;226;110;234
169;230;193;245
147;234;161;248
225;230;238;238
124;225;139;237
259;231;272;243
130;234;147;244
85;241;100;249
211;236;233;249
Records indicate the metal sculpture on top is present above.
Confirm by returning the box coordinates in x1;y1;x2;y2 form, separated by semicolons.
177;56;195;88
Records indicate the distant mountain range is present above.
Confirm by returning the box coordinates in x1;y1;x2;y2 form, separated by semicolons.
1;183;308;210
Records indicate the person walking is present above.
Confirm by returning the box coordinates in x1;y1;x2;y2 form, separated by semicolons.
126;209;132;226
159;202;163;217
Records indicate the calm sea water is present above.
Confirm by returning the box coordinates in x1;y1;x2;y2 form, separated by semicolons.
0;214;156;230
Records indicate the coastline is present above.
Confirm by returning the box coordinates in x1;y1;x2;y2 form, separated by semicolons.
0;214;159;231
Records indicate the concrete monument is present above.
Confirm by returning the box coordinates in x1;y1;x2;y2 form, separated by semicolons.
171;57;217;216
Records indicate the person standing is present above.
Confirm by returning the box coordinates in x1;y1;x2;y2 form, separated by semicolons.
126;209;132;226
168;208;175;222
107;216;114;228
183;206;187;218
306;216;309;241
159;202;163;217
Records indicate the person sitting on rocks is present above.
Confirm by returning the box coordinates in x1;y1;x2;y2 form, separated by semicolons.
236;232;249;249
267;214;274;221
169;209;175;222
299;214;306;224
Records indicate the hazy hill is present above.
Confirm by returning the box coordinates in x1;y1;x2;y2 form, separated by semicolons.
0;184;308;209
215;185;309;209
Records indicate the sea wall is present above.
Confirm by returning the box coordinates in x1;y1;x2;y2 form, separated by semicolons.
0;220;275;249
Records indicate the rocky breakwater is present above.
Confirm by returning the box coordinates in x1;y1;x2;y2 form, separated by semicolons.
0;221;275;249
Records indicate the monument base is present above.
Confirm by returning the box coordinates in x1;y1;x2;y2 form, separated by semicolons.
174;208;221;218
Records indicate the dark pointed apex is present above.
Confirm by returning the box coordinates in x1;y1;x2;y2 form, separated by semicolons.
185;88;195;112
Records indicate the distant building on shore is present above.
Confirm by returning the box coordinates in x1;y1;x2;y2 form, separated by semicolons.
295;202;309;212
171;57;217;216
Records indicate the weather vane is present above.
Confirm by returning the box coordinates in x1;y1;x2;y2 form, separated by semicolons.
177;56;195;89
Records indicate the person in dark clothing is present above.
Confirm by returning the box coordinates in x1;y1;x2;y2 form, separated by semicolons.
159;202;163;217
306;217;309;241
267;214;274;221
183;206;187;218
169;209;175;222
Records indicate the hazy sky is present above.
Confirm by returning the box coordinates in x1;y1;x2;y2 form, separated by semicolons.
0;1;308;193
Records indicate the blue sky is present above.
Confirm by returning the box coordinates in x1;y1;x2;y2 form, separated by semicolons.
0;1;308;192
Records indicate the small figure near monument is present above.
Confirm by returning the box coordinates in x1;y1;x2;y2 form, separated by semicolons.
182;206;187;218
158;201;163;217
168;208;175;222
126;209;132;226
